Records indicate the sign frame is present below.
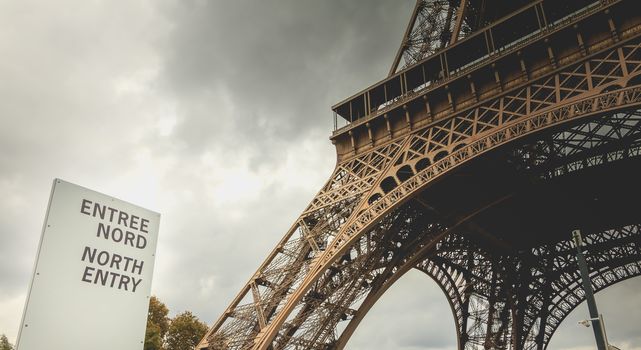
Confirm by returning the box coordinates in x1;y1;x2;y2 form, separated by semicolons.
16;178;161;350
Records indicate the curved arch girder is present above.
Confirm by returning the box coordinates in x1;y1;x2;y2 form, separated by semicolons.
410;224;641;350
333;113;641;350
200;37;641;350
277;110;641;350
534;225;641;349
203;84;641;350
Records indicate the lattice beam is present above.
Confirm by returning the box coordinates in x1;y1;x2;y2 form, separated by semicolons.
198;3;641;349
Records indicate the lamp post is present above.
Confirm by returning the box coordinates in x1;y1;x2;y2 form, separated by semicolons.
572;229;609;350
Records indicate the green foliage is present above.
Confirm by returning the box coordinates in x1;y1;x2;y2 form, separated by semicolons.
0;334;13;350
164;311;208;350
145;296;170;350
144;321;163;350
144;296;209;350
148;296;170;338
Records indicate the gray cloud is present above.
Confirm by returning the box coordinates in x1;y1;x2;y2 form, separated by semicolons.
156;0;414;157
145;0;416;324
0;0;165;291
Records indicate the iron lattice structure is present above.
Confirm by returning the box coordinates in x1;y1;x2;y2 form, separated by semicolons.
199;1;641;349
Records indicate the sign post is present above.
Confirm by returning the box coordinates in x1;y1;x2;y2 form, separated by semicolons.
16;179;161;350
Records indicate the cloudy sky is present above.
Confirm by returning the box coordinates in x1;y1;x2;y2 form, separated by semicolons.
1;1;640;349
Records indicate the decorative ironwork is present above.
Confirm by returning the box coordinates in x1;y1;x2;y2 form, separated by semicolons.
390;0;471;75
198;1;641;349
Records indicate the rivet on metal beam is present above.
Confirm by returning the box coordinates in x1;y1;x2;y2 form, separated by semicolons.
384;114;392;139
517;51;529;81
404;105;412;130
445;85;455;112
492;64;503;92
468;75;478;103
607;16;619;42
348;130;356;153
423;95;433;122
575;24;587;56
545;39;557;69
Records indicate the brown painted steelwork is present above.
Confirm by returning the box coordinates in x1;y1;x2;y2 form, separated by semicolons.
198;1;641;349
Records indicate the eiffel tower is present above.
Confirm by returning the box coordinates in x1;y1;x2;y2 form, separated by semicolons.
198;1;641;349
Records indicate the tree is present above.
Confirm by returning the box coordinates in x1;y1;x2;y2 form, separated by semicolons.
144;322;163;350
145;296;170;350
0;334;13;350
148;296;170;338
164;311;208;350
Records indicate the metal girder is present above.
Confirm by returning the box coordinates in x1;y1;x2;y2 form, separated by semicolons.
390;0;469;76
199;50;641;350
198;3;641;350
414;224;641;350
329;111;641;349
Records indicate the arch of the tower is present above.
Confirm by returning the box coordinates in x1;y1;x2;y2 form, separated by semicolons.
202;84;641;350
255;99;641;349
333;225;641;350
341;223;641;349
221;95;641;350
272;104;641;350
200;35;641;350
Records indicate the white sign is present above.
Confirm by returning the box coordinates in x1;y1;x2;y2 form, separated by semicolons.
17;179;161;350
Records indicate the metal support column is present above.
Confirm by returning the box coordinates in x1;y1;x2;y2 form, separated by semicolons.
571;230;608;350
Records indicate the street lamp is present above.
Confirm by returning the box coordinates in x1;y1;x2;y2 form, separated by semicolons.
578;318;596;328
577;316;623;350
